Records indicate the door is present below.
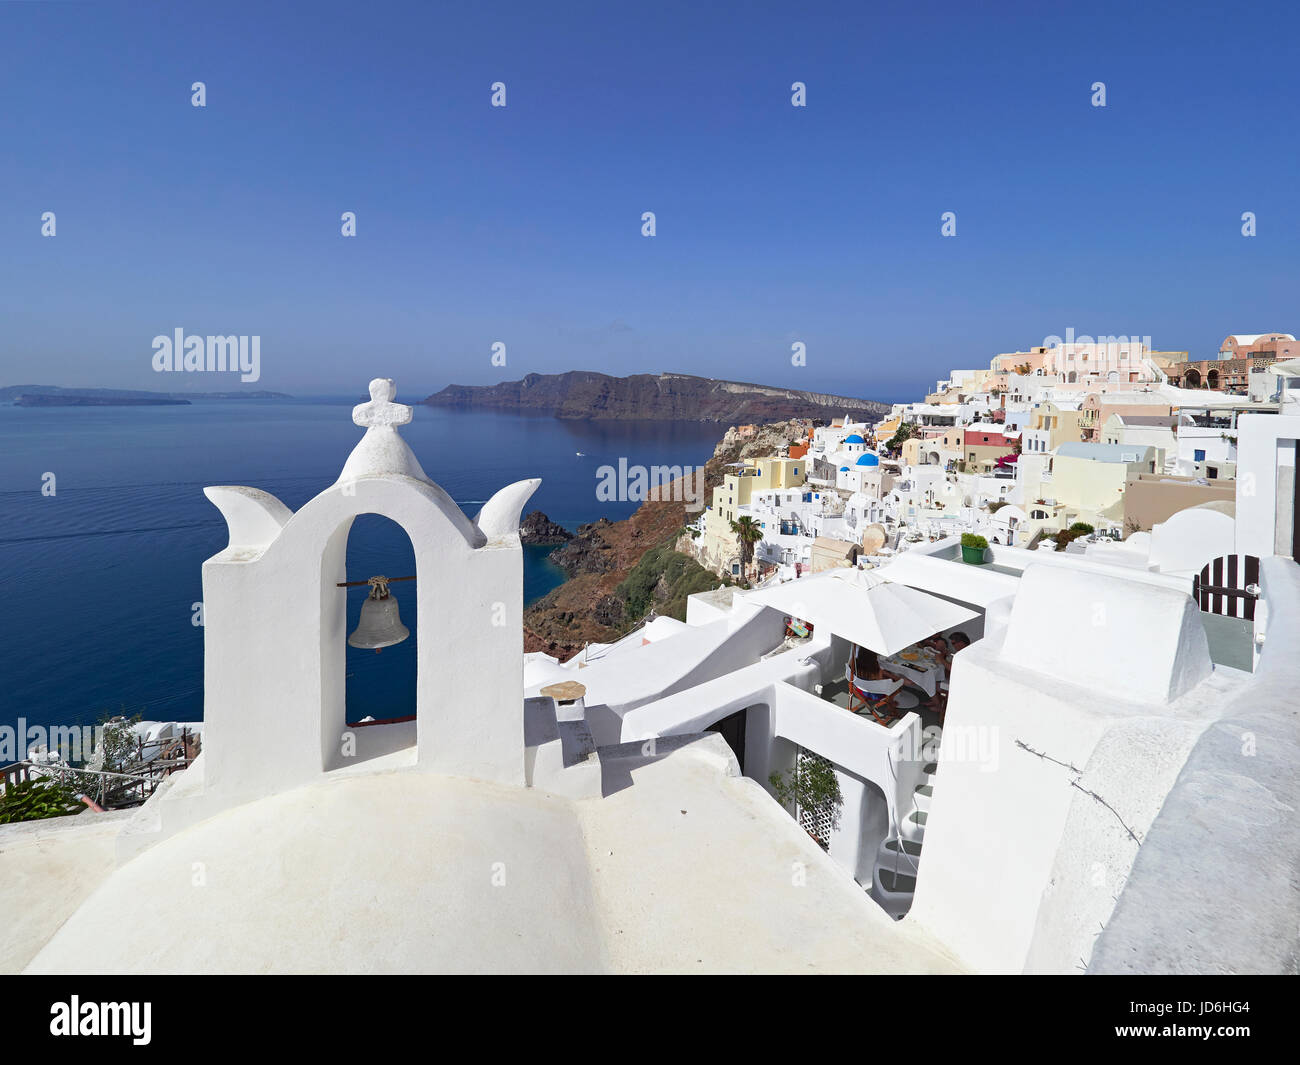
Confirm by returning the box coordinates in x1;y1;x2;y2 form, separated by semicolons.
708;709;747;773
1193;555;1260;620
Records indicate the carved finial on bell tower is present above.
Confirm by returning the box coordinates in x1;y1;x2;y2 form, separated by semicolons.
335;378;432;485
352;378;412;429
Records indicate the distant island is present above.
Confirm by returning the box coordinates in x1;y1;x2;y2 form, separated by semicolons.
0;385;291;404
425;371;888;422
14;394;190;407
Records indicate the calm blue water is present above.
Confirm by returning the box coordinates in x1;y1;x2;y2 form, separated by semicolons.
0;401;720;730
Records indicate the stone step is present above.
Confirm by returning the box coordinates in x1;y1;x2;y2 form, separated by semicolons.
868;872;916;920
876;838;923;882
899;807;927;843
876;869;918;894
882;837;923;858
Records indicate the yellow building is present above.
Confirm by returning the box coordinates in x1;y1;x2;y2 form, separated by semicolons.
872;414;902;448
705;456;807;537
903;426;964;467
1022;401;1084;456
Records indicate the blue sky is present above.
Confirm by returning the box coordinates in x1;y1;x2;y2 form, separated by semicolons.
1;0;1296;401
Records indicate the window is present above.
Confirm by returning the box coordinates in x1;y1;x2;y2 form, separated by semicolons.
1207;466;1218;479
1194;449;1206;462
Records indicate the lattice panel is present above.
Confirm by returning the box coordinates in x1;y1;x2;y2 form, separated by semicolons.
795;748;836;851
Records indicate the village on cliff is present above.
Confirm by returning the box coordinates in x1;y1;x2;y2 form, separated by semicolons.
5;333;1299;976
682;334;1297;584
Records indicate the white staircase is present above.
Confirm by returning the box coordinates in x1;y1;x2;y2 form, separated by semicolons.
869;756;937;919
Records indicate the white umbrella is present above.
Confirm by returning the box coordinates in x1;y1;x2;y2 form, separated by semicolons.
746;567;978;656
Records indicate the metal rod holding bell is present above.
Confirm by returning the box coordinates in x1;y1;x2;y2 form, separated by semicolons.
336;574;416;588
344;575;412;651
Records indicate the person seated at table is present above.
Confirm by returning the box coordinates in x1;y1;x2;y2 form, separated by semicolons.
921;635;949;660
849;646;906;718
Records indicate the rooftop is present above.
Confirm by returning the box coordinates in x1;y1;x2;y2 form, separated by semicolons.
1109;414;1178;427
1056;441;1153;462
16;738;963;974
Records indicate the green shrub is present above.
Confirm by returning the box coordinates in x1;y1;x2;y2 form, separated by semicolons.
961;533;989;550
1069;522;1095;534
770;757;842;848
616;543;730;622
0;777;85;824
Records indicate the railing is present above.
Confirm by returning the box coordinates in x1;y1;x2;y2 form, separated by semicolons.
2;759;182;808
1;728;201;810
348;714;417;728
0;761;34;789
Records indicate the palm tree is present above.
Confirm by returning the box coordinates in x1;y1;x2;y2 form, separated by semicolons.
730;515;764;580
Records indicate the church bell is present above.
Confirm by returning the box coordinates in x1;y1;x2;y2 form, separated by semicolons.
347;576;410;651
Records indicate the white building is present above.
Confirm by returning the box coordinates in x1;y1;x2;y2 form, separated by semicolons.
1174;399;1278;478
1100;413;1178;471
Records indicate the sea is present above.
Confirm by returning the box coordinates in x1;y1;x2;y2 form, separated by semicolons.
0;400;722;731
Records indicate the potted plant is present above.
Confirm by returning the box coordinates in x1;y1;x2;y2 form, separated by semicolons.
961;532;989;564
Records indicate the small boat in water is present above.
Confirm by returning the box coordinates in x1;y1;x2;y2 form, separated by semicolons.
575;451;585;457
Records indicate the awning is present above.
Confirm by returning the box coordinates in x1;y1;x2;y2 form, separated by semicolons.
745;568;979;656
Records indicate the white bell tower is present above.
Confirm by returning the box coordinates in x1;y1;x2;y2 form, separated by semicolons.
199;379;540;801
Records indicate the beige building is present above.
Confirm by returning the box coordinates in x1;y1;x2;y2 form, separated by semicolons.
809;537;861;573
989;342;1186;389
1020;442;1158;537
1080;392;1172;442
903;425;964;468
1123;474;1236;532
925;368;996;404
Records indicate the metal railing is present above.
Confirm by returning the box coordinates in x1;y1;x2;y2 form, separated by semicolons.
1;728;200;810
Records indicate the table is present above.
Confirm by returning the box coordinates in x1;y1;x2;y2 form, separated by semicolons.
539;681;587;704
882;651;945;696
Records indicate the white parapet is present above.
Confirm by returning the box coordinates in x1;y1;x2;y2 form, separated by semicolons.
906;562;1235;973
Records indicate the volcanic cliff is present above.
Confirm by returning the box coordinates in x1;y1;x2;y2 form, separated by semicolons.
426;371;886;422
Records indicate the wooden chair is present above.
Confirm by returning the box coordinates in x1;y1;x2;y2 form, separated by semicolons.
846;665;905;724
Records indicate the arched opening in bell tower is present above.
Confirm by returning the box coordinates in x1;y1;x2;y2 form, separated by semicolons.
344;514;418;725
322;512;421;772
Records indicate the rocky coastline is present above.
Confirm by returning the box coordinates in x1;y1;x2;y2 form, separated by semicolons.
522;417;816;660
519;511;575;545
